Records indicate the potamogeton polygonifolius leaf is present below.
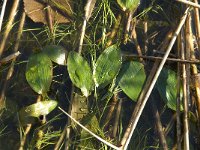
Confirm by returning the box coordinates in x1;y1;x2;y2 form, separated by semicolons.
26;52;53;95
67;51;94;97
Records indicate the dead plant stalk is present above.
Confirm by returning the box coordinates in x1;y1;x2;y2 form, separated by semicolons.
0;0;20;58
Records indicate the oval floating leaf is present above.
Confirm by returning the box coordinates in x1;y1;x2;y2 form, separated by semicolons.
26;52;53;95
117;0;140;11
19;100;58;118
67;51;94;97
117;61;146;101
156;68;183;111
94;45;122;88
43;45;67;65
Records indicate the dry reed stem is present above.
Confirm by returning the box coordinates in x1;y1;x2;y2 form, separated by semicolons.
0;11;25;107
0;0;8;32
193;0;200;49
182;13;192;150
0;0;20;58
176;33;182;150
176;0;200;9
120;8;190;150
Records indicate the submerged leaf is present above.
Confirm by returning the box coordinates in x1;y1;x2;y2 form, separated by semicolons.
43;45;67;65
67;51;94;97
156;68;182;111
94;45;122;88
117;0;140;11
26;52;53;95
23;0;72;24
118;61;146;101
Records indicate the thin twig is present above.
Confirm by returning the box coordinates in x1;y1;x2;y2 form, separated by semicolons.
0;0;7;32
58;107;120;150
0;0;20;58
78;0;96;53
123;54;200;64
120;8;190;150
176;0;200;9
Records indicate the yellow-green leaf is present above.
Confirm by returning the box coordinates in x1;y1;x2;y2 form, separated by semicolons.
117;0;140;11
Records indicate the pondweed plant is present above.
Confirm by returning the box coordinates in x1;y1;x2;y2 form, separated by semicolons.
1;0;200;150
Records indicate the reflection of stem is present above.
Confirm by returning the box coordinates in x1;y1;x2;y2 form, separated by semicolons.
112;99;122;138
54;126;67;150
0;0;20;58
107;14;122;47
19;124;32;150
150;96;168;150
124;11;133;44
0;11;26;107
143;21;148;54
120;8;189;150
104;95;118;127
131;20;143;62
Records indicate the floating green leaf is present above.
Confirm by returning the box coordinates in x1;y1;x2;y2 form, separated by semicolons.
26;52;53;95
19;100;58;117
43;45;67;65
94;45;122;88
118;61;146;101
156;68;182;111
117;0;140;11
67;51;94;97
19;100;58;124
